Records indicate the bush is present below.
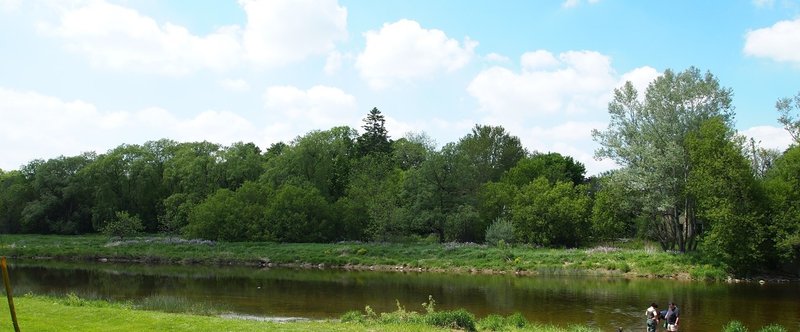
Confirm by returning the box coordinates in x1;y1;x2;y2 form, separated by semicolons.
723;321;749;332
757;325;787;332
102;211;143;240
425;309;476;331
478;313;529;331
486;218;515;246
340;310;365;323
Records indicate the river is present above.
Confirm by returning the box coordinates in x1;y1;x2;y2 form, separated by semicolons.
5;260;799;331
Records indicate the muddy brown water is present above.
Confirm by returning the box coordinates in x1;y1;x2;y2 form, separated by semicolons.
5;260;799;331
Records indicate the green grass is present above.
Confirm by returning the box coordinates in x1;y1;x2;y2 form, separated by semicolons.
1;293;603;332
0;234;728;280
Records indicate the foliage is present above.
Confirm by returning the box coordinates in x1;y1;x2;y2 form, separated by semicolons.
763;145;800;263
485;218;515;246
503;152;586;186
357;107;393;157
593;66;734;252
723;320;749;332
775;90;800;143
686;117;768;273
101;211;144;240
511;178;592;247
590;173;639;240
456;124;526;184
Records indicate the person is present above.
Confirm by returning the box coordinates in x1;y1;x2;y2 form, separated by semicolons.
645;302;659;332
664;302;680;331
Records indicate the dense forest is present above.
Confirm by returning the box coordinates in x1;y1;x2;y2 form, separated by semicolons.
1;67;798;274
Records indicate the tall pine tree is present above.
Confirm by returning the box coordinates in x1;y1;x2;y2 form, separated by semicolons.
356;107;392;156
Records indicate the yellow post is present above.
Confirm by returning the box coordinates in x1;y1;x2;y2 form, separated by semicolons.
1;257;20;332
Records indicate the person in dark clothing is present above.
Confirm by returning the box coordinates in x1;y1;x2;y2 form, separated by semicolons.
664;302;680;331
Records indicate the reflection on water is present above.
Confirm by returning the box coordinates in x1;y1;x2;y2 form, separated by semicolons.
5;260;800;331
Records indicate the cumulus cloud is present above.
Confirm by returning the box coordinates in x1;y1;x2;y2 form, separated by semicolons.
484;52;510;63
240;0;347;67
744;18;800;66
468;50;626;120
39;0;348;74
741;125;794;151
467;49;658;175
219;78;251;92
0;87;259;170
41;1;242;75
262;85;359;141
356;19;477;89
324;51;344;75
752;0;774;7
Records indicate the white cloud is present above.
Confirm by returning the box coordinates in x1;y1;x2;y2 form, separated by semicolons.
617;66;661;95
467;49;657;175
42;1;242;75
240;0;347;67
468;50;624;119
262;85;359;141
0;87;259;170
562;0;600;8
356;19;477;89
744;18;800;66
40;0;348;74
741;125;793;151
324;51;343;75
752;0;774;7
485;52;510;63
219;78;251;92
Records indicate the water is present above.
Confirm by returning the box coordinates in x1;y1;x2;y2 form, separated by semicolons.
4;259;799;331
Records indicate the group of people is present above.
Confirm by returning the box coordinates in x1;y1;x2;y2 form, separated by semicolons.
646;302;680;331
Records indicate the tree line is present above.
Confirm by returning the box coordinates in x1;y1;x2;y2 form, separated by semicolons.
0;67;798;274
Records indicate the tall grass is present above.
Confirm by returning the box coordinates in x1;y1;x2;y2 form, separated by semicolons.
0;234;732;280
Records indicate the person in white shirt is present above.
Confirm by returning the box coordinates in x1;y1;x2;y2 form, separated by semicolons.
645;302;660;332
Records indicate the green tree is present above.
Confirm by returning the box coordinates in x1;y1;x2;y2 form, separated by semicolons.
764;145;800;265
356;107;392;157
686;117;768;273
392;132;435;170
266;127;356;201
592;67;734;252
185;181;269;241
591;173;640;241
776;91;800;143
0;170;34;233
511;178;592;247
456;124;526;184
102;211;144;240
264;183;333;242
503;152;586;187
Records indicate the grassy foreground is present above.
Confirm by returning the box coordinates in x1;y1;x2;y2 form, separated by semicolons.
0;294;599;332
0;234;727;280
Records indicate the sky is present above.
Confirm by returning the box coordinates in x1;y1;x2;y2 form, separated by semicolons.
1;0;798;175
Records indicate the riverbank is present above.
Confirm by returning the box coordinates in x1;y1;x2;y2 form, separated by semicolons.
2;293;604;332
0;234;730;280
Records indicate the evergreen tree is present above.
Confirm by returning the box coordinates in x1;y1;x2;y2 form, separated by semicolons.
356;107;392;156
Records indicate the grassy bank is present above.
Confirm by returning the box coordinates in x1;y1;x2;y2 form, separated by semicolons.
0;293;601;332
0;234;727;280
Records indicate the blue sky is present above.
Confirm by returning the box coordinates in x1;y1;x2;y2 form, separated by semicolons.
1;0;798;174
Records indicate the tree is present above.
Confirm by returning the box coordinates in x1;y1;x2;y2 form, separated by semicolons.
392;132;435;170
592;67;734;252
503;152;586;187
776;91;800;143
511;178;591;247
264;183;333;243
686;117;768;273
764;145;800;265
356;107;392;157
456;125;526;184
591;173;640;241
102;211;144;240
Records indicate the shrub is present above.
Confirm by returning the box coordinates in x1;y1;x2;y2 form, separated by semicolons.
340;310;365;323
757;325;787;332
486;218;515;246
425;309;476;331
723;321;749;332
477;314;505;331
102;211;143;240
